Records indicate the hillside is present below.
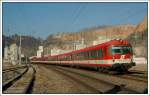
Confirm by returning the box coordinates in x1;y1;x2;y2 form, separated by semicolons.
44;24;135;49
134;16;148;33
2;34;41;57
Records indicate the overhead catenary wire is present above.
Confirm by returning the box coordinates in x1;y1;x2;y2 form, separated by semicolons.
115;8;146;25
66;3;87;50
67;3;147;46
70;3;87;28
113;8;147;46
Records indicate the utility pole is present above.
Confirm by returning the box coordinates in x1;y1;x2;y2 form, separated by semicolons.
19;35;21;65
26;56;27;64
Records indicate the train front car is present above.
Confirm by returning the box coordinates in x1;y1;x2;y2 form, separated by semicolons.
106;39;136;72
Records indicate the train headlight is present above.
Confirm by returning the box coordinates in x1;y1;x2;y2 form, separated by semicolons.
113;59;115;62
112;56;115;62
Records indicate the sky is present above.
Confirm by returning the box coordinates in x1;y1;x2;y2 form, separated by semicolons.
3;2;148;39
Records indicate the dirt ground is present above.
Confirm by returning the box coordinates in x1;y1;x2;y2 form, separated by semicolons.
32;64;95;93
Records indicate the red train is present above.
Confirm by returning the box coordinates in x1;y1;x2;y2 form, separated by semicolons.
31;39;136;72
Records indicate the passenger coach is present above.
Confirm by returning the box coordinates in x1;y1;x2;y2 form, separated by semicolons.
31;39;136;72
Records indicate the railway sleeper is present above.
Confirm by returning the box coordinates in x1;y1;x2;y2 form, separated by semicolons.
48;66;131;94
2;68;28;91
3;66;35;94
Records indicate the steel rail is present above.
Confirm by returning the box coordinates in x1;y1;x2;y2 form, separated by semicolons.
3;65;36;94
45;65;140;94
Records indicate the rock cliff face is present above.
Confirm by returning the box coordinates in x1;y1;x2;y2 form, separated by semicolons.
134;16;148;33
126;16;148;58
44;24;135;49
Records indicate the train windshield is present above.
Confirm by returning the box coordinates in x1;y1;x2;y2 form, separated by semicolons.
111;46;132;54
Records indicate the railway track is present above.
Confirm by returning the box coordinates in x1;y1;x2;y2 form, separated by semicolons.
3;65;36;94
69;66;148;83
3;66;27;72
44;65;140;94
65;65;148;94
126;70;148;79
116;74;147;83
3;66;27;78
2;66;28;89
99;70;148;83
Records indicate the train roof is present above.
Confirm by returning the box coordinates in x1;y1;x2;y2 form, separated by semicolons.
72;39;130;53
46;39;131;58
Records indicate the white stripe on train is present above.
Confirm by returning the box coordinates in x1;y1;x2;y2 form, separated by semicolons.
32;59;132;65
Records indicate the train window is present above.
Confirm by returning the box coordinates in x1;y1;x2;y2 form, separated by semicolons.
89;51;92;58
79;53;82;59
76;54;78;60
83;52;88;59
65;56;67;61
72;54;75;60
94;50;98;58
98;49;103;58
86;52;89;59
68;56;70;61
54;57;57;61
74;54;76;60
112;46;122;54
122;46;132;54
80;52;84;60
66;56;68;60
72;54;74;60
48;58;51;61
87;52;90;58
82;52;86;59
79;53;82;60
74;54;77;60
111;46;132;54
88;49;103;59
70;55;72;60
61;57;64;61
70;54;72;60
64;56;67;60
83;52;85;59
68;56;70;60
78;53;81;60
77;54;79;60
90;50;98;59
